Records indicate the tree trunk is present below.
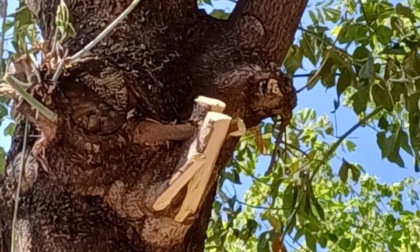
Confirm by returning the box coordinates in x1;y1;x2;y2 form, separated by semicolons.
0;0;306;251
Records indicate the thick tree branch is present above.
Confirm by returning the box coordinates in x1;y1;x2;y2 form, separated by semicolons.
232;0;308;62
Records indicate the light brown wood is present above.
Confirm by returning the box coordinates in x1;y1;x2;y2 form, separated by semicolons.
194;96;226;113
152;155;206;211
153;96;230;212
227;118;247;137
175;111;232;222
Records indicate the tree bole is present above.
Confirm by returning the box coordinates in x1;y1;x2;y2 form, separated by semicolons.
0;0;306;251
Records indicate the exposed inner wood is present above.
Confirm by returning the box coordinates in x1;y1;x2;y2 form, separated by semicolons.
174;111;232;223
153;97;233;223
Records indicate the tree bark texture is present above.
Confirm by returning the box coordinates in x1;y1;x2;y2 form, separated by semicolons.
0;0;306;251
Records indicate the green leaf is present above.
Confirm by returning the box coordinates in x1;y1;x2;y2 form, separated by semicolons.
338;237;351;250
284;183;297;218
376;26;393;45
371;81;393;112
353;46;370;62
338;160;349;183
305;233;317;251
284;45;303;76
345;140;356;152
380;45;406;55
257;231;270;252
301;33;317;66
344;0;356;13
4;122;15;136
390;17;405;36
377;125;408;167
221;169;241;185
358;54;374;87
0;147;5;174
350;164;361;182
338;159;360;183
351;88;369;114
202;0;212;6
312;196;325;220
398;128;413;156
389;198;403;212
0;105;7;126
324;8;341;23
378;116;389;130
209;9;230;20
396;3;417;23
294;228;305;243
337;68;353;96
377;131;389;159
309;10;318;24
9;6;33;27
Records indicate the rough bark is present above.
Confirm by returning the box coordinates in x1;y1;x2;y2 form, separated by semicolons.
0;0;306;251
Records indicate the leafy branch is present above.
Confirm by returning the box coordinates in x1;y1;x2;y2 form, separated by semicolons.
296;24;345;93
310;106;383;181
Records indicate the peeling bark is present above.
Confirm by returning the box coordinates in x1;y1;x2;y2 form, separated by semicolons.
1;0;307;251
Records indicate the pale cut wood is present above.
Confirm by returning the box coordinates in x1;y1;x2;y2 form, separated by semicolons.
152;155;207;211
168;153;203;186
175;111;232;222
194;96;226;113
153;96;228;212
169;96;227;185
227;118;247;137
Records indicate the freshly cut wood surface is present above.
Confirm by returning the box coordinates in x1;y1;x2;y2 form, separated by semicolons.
175;111;232;222
194;96;226;113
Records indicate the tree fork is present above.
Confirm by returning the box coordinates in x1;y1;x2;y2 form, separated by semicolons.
1;0;307;251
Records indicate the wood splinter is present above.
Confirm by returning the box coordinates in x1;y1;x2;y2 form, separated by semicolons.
152;96;246;222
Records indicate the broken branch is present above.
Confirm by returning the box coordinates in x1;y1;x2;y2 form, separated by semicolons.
153;96;238;223
175;111;232;222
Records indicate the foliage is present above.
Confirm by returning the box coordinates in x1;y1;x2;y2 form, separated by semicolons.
0;0;420;251
205;0;420;251
0;2;42;174
207;107;420;251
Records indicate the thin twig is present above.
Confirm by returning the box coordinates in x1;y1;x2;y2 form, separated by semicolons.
310;106;383;181
68;0;141;63
11;118;29;252
235;199;292;211
265;120;286;176
5;75;57;122
281;140;310;158
0;0;7;79
51;48;68;82
293;73;340;78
